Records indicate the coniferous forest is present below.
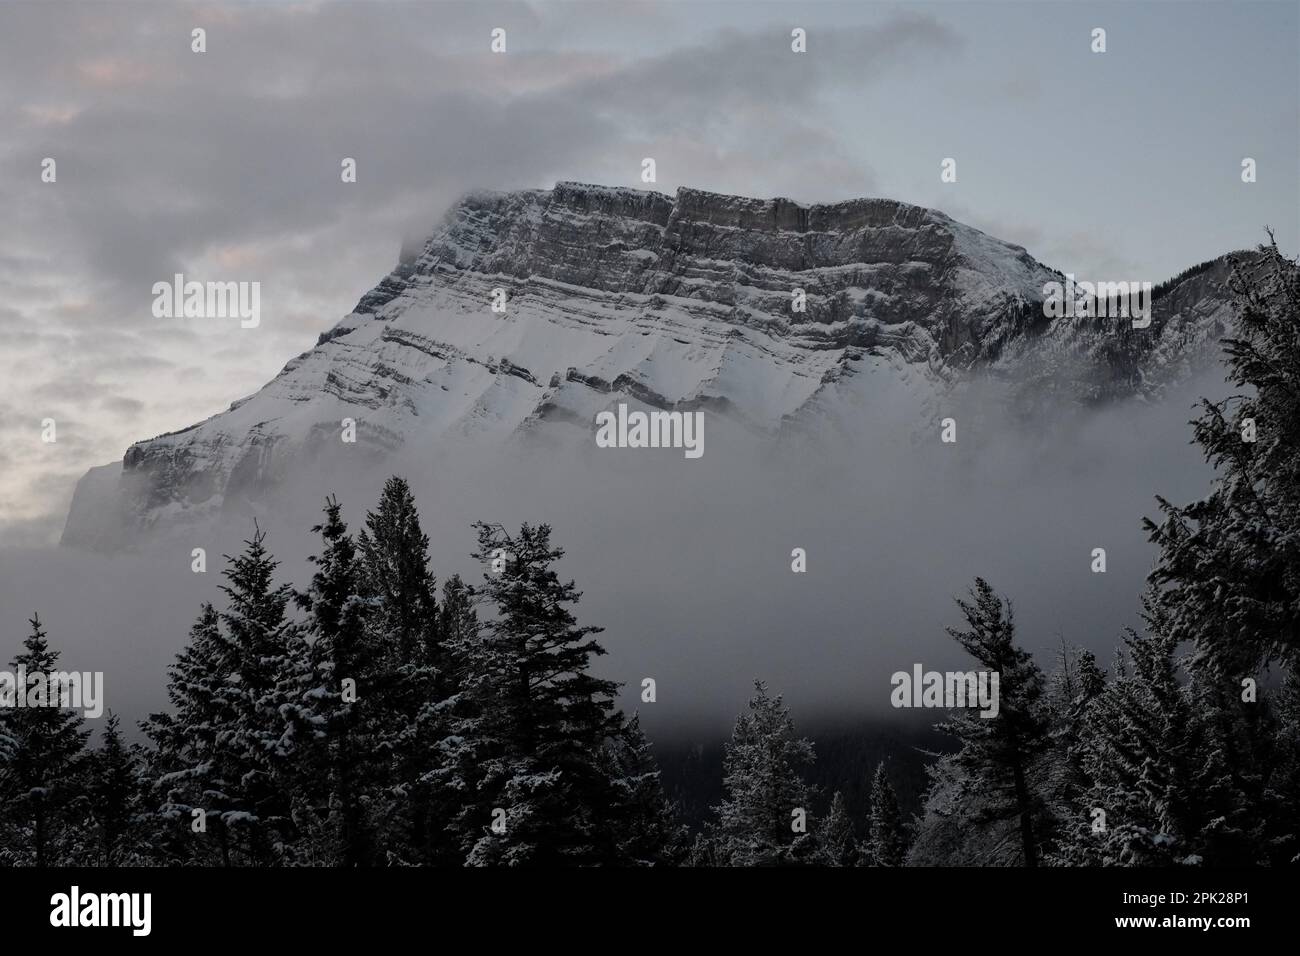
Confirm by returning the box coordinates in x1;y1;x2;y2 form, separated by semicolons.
2;243;1299;868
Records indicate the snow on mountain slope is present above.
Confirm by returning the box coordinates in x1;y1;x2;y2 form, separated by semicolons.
59;182;1242;549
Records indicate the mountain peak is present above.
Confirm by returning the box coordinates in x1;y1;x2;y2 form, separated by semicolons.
60;182;1240;550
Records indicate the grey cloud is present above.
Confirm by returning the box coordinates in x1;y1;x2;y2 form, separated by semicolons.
565;14;960;124
99;394;145;415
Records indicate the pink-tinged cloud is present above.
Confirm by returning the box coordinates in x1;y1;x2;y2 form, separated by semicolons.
22;103;82;126
76;56;154;88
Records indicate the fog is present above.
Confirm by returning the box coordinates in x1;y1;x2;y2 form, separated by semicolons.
0;362;1229;742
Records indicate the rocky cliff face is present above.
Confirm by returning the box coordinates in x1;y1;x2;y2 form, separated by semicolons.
998;255;1244;408
60;182;1243;549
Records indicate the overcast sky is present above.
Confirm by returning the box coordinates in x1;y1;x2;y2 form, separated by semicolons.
1;0;1296;545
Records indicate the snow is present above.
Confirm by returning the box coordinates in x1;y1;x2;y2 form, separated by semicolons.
61;181;1232;548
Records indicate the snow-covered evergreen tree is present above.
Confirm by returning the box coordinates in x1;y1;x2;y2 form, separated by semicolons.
1145;239;1300;675
0;615;89;866
1263;671;1300;864
1051;621;1258;867
818;790;859;866
438;573;478;651
865;762;908;866
403;574;480;865
710;680;816;866
143;530;307;865
1042;644;1106;836
296;496;381;865
219;529;312;864
354;479;455;864
82;712;143;866
444;522;625;865
1053;629;1190;865
918;579;1053;866
1185;671;1266;865
600;714;683;865
686;832;723;867
358;476;440;669
142;603;239;864
907;759;990;866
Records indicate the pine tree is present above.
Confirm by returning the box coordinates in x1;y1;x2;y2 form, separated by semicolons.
923;579;1052;866
1145;239;1300;675
710;680;816;866
1052;620;1259;867
1064;631;1189;864
865;762;908;866
438;574;478;651
601;714;683;865
142;603;239;865
1263;671;1300;864
686;832;723;867
0;615;90;866
818;790;858;866
219;528;312;864
1043;644;1106;833
143;531;306;865
390;573;480;865
354;478;454;864
83;713;141;866
1046;644;1106;725
296;496;380;865
908;759;985;865
445;522;626;865
1184;672;1265;865
358;476;440;669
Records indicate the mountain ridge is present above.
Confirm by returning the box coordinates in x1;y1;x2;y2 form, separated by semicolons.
60;181;1245;550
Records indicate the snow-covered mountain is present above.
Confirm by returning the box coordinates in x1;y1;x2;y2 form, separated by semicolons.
60;182;1243;550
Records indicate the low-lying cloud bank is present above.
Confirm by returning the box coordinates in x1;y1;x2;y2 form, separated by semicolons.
0;364;1229;738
